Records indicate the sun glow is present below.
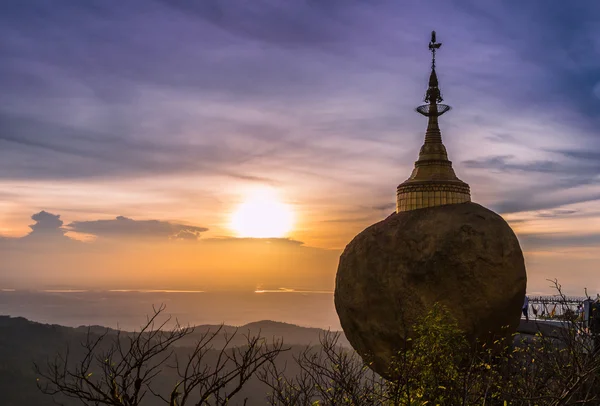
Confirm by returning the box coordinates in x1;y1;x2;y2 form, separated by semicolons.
230;189;295;238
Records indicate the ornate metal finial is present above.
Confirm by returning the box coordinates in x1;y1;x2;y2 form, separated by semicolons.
429;31;442;70
416;30;450;117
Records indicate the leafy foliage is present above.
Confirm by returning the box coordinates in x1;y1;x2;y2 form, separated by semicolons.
261;283;600;405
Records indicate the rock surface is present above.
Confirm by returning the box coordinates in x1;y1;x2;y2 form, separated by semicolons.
334;202;527;378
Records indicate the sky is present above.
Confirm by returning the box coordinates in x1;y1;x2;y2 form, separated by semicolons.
1;0;600;295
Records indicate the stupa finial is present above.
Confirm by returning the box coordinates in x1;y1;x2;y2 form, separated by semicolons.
417;31;449;117
429;31;441;69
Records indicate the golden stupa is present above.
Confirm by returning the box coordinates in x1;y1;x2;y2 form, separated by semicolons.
396;31;471;212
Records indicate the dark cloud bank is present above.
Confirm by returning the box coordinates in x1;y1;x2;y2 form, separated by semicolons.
1;210;309;246
69;216;208;240
2;211;209;243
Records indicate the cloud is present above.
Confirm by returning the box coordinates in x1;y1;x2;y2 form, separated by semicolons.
520;232;600;250
494;193;600;216
0;211;77;253
29;211;64;233
462;153;600;213
463;156;560;174
171;229;205;241
462;153;600;182
203;237;305;246
0;112;287;182
159;0;353;49
0;211;209;245
558;150;600;164
536;209;577;218
16;211;73;243
67;216;208;240
370;202;397;212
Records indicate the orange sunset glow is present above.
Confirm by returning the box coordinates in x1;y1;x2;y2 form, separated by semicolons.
0;0;599;332
230;188;295;238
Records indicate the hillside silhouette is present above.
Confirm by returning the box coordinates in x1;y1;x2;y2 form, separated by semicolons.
0;315;348;406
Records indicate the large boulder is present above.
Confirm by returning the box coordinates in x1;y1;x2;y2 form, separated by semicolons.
334;202;527;378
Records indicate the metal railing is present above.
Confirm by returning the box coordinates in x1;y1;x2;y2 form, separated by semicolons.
523;296;597;321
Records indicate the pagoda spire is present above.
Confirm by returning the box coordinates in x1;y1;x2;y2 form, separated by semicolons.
416;31;450;159
396;31;471;213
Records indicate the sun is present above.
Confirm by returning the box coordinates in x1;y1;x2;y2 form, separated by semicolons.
230;189;295;238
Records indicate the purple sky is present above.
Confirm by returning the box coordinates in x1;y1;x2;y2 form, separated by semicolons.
1;0;600;295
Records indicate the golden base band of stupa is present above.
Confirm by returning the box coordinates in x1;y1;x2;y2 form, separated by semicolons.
396;182;471;212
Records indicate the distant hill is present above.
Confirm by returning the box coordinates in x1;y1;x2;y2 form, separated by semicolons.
61;317;347;347
63;317;349;348
0;315;349;406
180;319;349;348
